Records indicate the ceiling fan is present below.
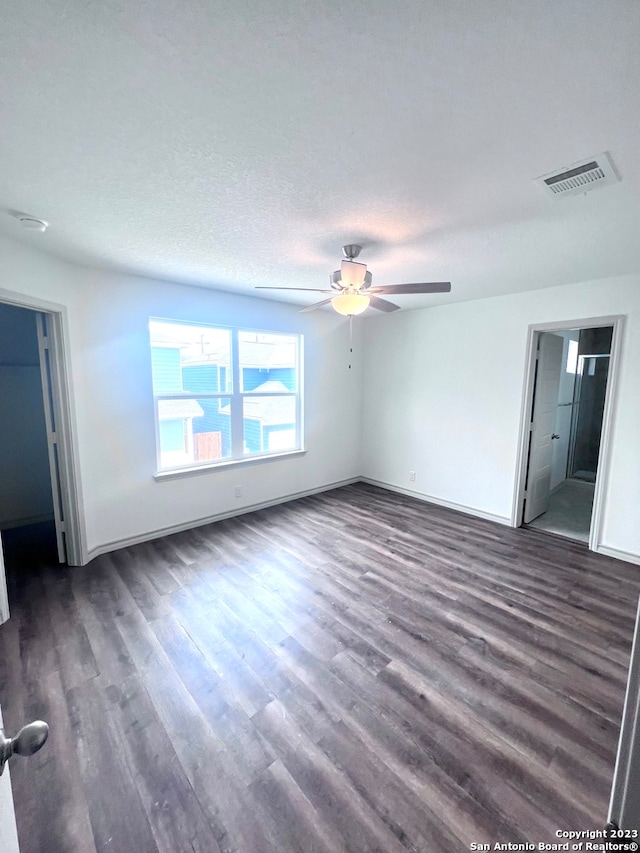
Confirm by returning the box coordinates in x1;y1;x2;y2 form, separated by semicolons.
256;245;452;316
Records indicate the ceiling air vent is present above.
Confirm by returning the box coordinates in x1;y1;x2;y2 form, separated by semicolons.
536;152;619;198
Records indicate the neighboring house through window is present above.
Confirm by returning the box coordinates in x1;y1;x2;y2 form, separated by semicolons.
149;319;302;471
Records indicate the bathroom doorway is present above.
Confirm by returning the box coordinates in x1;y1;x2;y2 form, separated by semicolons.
514;318;622;547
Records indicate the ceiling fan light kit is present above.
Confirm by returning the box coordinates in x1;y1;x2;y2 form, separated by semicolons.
331;291;370;316
255;244;452;317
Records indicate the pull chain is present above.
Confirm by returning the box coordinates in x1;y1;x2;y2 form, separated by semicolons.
349;314;353;368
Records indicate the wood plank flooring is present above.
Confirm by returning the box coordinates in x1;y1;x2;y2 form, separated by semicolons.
0;482;638;852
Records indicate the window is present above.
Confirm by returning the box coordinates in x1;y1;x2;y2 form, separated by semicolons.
149;320;302;472
566;338;579;374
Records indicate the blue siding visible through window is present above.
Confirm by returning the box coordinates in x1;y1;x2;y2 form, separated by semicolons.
151;347;182;394
244;416;262;453
182;364;219;394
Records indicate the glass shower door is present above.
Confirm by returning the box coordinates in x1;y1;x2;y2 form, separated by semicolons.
568;353;610;482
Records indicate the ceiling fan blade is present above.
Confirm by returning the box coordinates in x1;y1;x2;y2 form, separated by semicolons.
298;298;334;313
256;286;334;293
369;282;452;295
368;295;400;313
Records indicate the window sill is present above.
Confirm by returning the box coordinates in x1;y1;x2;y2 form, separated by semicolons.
153;449;307;481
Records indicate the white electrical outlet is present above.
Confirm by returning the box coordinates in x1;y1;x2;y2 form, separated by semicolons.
409;471;416;483
234;485;243;498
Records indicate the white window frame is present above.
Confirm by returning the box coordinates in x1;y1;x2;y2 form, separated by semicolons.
151;320;304;478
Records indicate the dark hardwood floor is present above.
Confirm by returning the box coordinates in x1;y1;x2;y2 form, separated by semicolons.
0;483;638;852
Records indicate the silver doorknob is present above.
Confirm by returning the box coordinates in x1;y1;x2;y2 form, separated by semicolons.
0;720;49;775
551;434;560;439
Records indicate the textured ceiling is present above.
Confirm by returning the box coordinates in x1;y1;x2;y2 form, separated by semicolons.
1;0;640;310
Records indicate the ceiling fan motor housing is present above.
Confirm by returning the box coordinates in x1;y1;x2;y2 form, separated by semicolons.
331;263;373;290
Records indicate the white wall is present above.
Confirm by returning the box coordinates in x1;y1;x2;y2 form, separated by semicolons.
360;274;640;562
3;231;640;565
0;234;363;560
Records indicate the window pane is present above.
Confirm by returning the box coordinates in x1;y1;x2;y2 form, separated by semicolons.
242;395;297;454
149;320;231;395
158;397;231;468
239;331;297;393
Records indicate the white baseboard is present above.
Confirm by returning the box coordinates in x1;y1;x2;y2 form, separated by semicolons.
596;544;640;567
359;478;512;526
549;478;595;496
566;477;597;489
77;476;640;567
84;477;360;563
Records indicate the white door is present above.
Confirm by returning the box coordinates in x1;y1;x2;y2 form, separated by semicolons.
524;332;564;523
35;314;66;563
0;708;20;853
609;597;640;829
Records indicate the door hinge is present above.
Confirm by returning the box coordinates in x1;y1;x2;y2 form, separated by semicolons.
41;336;49;349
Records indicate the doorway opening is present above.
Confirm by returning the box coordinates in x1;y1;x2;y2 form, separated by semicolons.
514;316;623;549
0;289;85;624
0;304;60;569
